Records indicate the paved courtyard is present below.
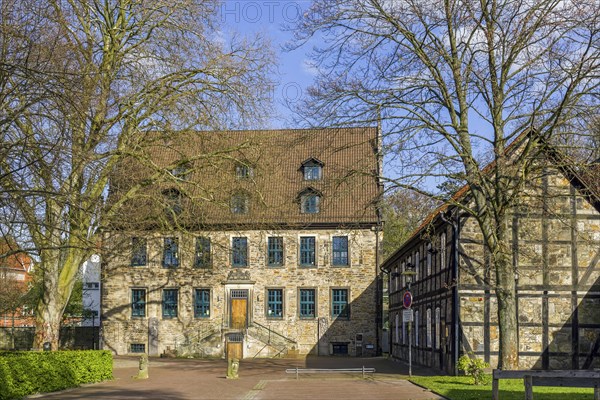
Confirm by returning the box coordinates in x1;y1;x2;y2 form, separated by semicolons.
32;356;445;400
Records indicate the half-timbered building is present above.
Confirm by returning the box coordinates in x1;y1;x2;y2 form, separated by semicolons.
382;142;600;373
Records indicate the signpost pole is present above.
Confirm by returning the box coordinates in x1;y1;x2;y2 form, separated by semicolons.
403;290;413;378
408;318;412;377
402;263;416;379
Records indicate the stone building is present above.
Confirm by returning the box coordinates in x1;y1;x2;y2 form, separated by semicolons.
382;140;600;373
101;127;382;358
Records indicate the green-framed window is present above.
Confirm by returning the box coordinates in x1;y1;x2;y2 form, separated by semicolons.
267;237;284;267
131;288;146;318
131;237;147;266
267;288;283;318
130;343;146;353
162;289;178;318
331;288;349;319
299;237;316;267
299;288;316;319
194;289;210;318
232;237;248;267
195;237;211;268
332;236;349;266
162;237;179;268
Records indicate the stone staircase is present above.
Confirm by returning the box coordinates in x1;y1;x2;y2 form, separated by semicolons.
173;325;220;357
170;322;298;359
247;321;299;358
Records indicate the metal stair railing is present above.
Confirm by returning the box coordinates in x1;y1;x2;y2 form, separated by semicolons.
174;324;219;356
247;321;297;358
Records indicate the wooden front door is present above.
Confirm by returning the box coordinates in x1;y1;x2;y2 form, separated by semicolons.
230;289;248;329
231;298;247;329
227;340;243;361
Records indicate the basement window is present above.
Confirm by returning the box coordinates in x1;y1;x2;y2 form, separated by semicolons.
130;343;146;353
331;342;348;355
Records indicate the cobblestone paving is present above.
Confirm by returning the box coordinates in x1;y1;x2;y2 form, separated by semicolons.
31;356;444;400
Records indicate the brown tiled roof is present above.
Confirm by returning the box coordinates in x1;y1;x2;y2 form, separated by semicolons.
579;163;600;201
109;127;380;229
560;160;600;213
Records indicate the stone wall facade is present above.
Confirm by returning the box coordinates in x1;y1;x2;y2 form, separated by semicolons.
102;227;380;358
459;169;600;369
384;162;600;372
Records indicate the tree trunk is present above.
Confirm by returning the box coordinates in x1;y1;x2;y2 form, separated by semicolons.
33;253;83;350
34;289;64;350
492;218;519;370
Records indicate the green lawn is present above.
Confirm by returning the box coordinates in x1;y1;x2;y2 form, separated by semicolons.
409;375;595;400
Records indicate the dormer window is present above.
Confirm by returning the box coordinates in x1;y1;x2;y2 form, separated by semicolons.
231;192;249;214
170;161;190;181
235;162;253;179
304;165;321;180
298;188;321;214
162;188;182;216
302;194;319;213
301;158;323;181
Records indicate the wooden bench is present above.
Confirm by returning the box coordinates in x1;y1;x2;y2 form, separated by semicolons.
285;367;376;379
492;369;600;400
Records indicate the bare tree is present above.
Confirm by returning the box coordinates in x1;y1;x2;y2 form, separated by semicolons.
381;189;437;258
0;0;275;349
291;0;600;368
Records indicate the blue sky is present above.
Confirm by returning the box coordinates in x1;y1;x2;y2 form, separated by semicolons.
218;1;315;128
216;1;446;192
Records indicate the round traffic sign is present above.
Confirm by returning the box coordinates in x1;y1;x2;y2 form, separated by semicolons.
403;291;413;309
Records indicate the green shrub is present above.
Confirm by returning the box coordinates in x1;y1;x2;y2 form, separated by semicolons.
457;354;490;385
0;350;112;399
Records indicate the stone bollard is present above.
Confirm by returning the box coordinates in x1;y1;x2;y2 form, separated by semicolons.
227;358;239;379
133;354;149;379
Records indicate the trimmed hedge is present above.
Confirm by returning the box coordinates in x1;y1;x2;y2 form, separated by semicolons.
0;350;113;399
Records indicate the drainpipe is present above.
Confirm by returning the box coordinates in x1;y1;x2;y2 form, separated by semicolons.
441;210;460;376
374;223;381;356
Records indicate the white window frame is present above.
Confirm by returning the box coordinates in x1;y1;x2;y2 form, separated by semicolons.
440;232;446;269
401;261;406;288
426;243;432;276
426;308;432;348
435;307;441;349
415;251;420;281
395;313;399;343
415;310;420;347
